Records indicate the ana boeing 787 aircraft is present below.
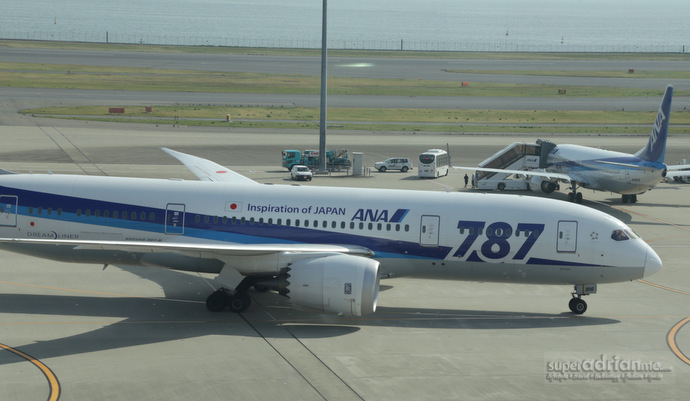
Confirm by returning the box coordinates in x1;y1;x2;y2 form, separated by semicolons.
460;85;687;203
0;147;661;315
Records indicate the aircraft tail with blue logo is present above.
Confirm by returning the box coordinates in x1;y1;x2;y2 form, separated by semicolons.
634;85;673;163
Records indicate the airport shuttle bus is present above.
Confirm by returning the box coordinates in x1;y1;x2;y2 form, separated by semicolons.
418;149;449;178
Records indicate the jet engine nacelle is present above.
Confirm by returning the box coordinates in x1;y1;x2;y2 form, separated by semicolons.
281;254;380;316
529;175;557;193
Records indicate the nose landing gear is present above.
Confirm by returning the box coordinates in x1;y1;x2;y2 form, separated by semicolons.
569;284;597;314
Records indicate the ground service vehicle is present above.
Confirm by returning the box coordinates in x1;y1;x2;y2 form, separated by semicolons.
282;149;352;171
290;165;313;181
418;149;449;178
375;158;413;172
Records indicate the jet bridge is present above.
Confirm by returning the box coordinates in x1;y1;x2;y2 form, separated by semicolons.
475;139;557;191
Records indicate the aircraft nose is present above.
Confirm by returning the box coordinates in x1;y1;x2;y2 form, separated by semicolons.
644;247;662;278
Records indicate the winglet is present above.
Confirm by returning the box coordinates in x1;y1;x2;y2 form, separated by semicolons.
635;85;673;163
161;147;257;184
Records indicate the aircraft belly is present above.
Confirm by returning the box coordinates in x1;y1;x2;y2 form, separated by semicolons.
378;258;644;284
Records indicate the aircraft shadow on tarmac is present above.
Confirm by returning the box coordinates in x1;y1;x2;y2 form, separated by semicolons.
0;290;619;366
0;265;618;365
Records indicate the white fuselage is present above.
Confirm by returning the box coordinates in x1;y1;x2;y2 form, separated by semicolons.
546;144;667;195
0;173;660;286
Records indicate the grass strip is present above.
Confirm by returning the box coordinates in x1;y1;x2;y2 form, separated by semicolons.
1;62;679;97
446;69;690;79
3;39;690;61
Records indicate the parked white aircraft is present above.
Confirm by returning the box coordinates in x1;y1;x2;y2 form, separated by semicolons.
460;85;687;203
0;148;661;315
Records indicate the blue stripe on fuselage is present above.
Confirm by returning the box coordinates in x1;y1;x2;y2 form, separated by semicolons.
1;186;451;260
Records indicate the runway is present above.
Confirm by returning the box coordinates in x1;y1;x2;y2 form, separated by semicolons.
1;47;690;400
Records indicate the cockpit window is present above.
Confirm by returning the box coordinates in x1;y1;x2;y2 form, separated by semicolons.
611;230;629;241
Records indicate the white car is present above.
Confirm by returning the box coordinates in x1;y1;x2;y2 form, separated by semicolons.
374;157;413;173
291;165;313;181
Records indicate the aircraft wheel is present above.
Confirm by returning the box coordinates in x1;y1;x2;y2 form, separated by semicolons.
206;289;229;312
568;298;587;314
576;192;583;203
228;292;251;313
568;192;575;202
622;195;629;203
631;195;637;203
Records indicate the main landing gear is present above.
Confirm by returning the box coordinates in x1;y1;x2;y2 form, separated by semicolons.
621;194;638;204
567;181;583;203
206;276;259;313
569;284;597;314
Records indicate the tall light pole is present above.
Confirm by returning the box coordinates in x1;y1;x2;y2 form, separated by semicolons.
318;0;328;174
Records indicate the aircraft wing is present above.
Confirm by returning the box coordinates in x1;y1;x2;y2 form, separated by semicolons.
454;166;571;182
0;238;374;259
161;147;258;184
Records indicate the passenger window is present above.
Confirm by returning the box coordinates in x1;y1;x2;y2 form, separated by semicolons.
341;221;345;229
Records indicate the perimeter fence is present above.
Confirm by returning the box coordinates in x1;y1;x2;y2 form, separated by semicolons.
2;30;688;53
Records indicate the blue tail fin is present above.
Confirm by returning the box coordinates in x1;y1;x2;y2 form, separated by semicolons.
635;85;673;163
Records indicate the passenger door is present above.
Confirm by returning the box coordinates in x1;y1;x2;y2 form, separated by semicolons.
557;220;577;252
0;195;18;227
165;203;186;235
420;215;440;246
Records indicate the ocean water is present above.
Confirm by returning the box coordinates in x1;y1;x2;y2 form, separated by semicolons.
2;0;689;51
